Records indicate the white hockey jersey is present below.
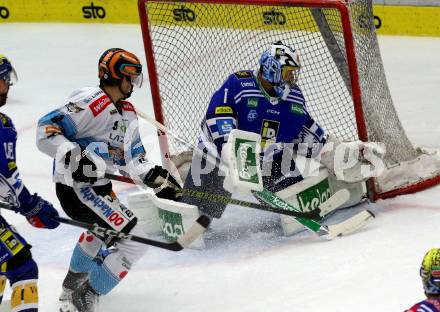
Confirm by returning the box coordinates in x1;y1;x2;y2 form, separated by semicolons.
36;86;153;186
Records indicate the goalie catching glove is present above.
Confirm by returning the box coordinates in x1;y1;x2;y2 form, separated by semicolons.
319;134;385;183
143;165;183;200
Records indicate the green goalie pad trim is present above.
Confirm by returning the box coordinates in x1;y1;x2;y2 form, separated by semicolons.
254;189;322;232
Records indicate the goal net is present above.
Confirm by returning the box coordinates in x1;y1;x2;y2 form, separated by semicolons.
138;0;440;200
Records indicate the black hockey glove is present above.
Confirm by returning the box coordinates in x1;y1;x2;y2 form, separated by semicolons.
143;165;182;200
65;147;98;184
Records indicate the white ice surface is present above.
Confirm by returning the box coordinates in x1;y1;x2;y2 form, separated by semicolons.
0;23;440;311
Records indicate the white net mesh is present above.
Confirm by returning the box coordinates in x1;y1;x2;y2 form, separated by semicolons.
140;0;440;197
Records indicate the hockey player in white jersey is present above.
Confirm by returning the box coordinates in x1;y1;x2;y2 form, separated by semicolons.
36;48;181;312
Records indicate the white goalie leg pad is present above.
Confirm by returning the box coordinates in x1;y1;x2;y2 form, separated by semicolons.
276;169;334;236
319;134;386;183
127;190;162;235
152;195;205;249
127;191;205;249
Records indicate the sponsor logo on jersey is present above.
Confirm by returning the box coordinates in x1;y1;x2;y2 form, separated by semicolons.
247;98;259;108
110;109;118;115
260;119;279;148
89;95;112;117
79;187;129;229
247;109;258;122
297;178;331;213
290;103;305;115
82;2;106;19
66;102;84;113
7;161;16;171
216;119;234;135
234;71;252;79
173;5;196;22
121;101;136;113
266;109;280;115
241;81;255;88
215;106;233;114
0;6;9;19
0;114;12;128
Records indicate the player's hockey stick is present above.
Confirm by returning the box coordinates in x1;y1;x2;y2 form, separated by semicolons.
0;201;210;251
104;172;321;220
135;111;375;238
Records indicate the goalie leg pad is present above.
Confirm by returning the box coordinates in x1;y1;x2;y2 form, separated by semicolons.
11;279;38;312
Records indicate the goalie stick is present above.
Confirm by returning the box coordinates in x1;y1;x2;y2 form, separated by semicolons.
105;172;321;220
0;201;210;251
105;172;373;239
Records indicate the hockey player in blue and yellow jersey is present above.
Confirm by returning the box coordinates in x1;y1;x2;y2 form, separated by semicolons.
405;248;440;312
0;55;59;311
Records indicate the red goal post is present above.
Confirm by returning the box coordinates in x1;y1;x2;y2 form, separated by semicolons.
138;0;440;201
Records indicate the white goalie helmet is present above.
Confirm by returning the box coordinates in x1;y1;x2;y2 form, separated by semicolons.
259;41;301;98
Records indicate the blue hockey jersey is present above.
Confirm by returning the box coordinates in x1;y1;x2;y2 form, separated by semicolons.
202;70;326;160
0;113;33;210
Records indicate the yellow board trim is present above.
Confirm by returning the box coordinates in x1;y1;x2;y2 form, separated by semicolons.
374;5;440;36
1;1;440;37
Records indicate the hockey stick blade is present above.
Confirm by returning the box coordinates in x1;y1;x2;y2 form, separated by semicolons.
320;210;375;240
0;201;210;251
318;188;350;216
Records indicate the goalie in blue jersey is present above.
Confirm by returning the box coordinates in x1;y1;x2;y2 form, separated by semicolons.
180;41;383;224
0;55;59;311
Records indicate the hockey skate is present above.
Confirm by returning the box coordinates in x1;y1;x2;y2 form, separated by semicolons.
72;280;100;312
59;270;88;312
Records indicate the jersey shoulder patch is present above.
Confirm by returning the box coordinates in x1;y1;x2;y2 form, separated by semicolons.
0;113;14;128
234;70;253;79
120;101;136;113
88;94;112;117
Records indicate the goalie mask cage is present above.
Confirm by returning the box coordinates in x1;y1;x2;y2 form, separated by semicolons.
138;0;440;201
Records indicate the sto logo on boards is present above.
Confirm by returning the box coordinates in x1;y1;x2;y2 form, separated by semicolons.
263;10;286;26
82;2;106;19
0;6;9;19
173;6;196;22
